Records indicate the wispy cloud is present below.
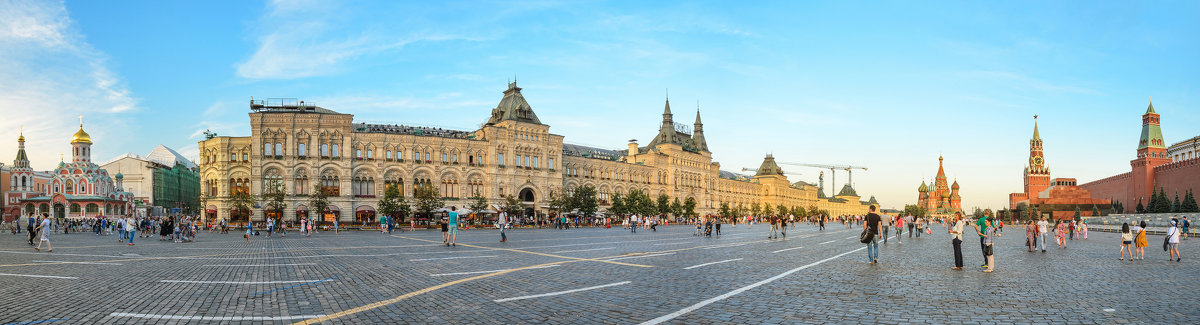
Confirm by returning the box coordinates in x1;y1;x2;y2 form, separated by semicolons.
960;70;1101;95
235;0;495;80
0;0;139;170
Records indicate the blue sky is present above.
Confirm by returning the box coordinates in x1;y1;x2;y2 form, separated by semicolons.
2;0;1197;210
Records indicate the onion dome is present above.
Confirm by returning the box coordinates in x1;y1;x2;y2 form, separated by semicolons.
115;172;124;180
951;180;960;190
918;180;928;192
71;121;92;144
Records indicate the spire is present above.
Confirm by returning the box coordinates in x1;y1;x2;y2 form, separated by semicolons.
694;106;702;125
1146;97;1156;114
1032;115;1041;141
663;97;673;117
691;103;708;152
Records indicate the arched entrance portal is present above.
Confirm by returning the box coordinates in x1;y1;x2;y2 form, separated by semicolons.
519;188;535;203
53;204;65;219
355;206;376;224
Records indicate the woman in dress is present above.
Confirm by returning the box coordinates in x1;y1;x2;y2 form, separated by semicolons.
1054;220;1066;248
1133;221;1148;260
1025;220;1037;252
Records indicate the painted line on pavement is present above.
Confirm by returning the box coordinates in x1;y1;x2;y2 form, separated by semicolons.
701;243;750;250
160;280;325;284
551;247;615;253
202;263;317;267
396;236;653;268
2;318;69;325
109;313;325;321
431;265;560;277
0;273;77;279
249;277;339;296
604;253;675;261
683;258;743;270
409;255;497;262
33;260;122;265
494;281;631;303
819;240;837;245
640;246;867;325
771;247;804;253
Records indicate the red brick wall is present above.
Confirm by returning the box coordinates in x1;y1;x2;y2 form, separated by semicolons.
1080;172;1133;213
1154;159;1200;199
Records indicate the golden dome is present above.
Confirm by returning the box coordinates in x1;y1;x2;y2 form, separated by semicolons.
71;123;92;144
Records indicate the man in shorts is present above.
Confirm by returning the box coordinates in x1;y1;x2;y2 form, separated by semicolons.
447;207;459;246
440;215;450;246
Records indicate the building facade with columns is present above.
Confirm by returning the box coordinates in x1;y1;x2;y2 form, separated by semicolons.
197;82;878;223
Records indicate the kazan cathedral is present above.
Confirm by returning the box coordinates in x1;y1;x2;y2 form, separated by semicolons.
916;156;963;217
4;120;135;220
198;81;879;224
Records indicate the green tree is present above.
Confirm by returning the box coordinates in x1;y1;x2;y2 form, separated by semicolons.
1173;191;1181;213
792;206;806;219
777;204;788;217
670;197;683;218
683;197;697;217
308;184;329;224
1091;204;1100;217
734;203;745;219
261;179;286;220
548;189;570;215
413;184;445;223
762;204;774;217
1073;206;1081;221
719;202;730;218
502;194;524;221
609;192;626;216
230;190;256;222
808;205;819;217
572;185;599;219
750;202;762;218
656;194;671;217
1136;199;1144;214
468;191;489;224
1183;189;1198;212
378;185;403;222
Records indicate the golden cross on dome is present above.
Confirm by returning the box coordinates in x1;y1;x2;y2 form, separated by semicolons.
79;115;84;126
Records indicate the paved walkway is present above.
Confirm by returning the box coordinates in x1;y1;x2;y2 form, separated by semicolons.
0;223;1196;324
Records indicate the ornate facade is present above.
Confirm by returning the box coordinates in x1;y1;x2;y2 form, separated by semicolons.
4;121;135;220
916;156;962;217
197;82;878;223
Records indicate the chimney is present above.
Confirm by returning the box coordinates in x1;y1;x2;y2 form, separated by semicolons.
628;140;638;156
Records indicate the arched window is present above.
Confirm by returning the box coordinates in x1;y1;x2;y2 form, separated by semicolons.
441;175;458;198
320;169;340;196
263;168;283;194
294;169;309;195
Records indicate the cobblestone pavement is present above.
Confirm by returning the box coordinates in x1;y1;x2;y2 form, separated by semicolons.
0;223;1196;324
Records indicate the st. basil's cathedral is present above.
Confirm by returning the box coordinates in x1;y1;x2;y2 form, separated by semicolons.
916;156;963;217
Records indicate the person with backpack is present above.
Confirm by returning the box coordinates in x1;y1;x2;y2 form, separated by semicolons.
1167;220;1182;262
863;206;882;264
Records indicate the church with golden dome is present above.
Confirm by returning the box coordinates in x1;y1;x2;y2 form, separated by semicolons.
3;118;135;220
916;156;963;217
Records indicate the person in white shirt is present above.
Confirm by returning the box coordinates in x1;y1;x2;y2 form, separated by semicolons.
498;210;508;242
1036;217;1050;253
125;216;136;245
630;215;638;233
34;215;52;252
948;212;965;270
1167;220;1182;262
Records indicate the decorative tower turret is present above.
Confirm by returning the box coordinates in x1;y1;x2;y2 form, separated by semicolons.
71;116;93;164
1130;99;1170;205
1023;115;1051;197
692;108;708;152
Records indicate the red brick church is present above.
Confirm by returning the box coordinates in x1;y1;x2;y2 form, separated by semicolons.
1009;115;1110;220
1081;100;1200;213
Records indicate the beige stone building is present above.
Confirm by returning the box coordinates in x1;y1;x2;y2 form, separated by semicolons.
197;82;877;223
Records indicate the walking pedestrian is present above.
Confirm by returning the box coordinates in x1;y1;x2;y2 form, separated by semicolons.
1167;220;1182;262
881;214;891;244
864;206;881;264
244;221;252;244
906;214;914;238
440;215;449;245
715;217;722;236
447;207;459;246
498;209;508;243
26;214;37;246
1055;220;1067;249
1025;219;1036;252
1036;217;1049;252
1120;222;1133;261
125;215;136;246
948;212;965;270
1181;216;1190;240
895;215;904;243
33;214;51;252
768;216;778;239
1133;221;1147;260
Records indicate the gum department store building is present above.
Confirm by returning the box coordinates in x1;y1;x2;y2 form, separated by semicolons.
198;82;878;223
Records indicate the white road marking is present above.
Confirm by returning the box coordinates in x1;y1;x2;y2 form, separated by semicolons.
640;246;867;325
201;263;317;267
409;255;497;262
0;272;78;279
844;235;856;239
33;260;122;265
160;280;328;284
551;247;615;253
0;250;127;258
108;313;326;321
819;240;837;245
702;243;749;249
431;265;560;277
683;258;743;270
494;281;631;302
604;253;676;261
771;247;804;253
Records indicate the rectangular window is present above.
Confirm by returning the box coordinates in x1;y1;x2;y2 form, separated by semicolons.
356;149;362;158
532;157;538;168
515;155;522;167
321;144;329;157
549;158;555;170
524;156;529;167
230;153;236;161
298;143;306;156
498;153;504;166
275;143;283;156
332;144;340;157
442;153;447;162
367;150;373;159
452;154;457;163
386;151;392;159
264;145;272;156
242;154;248;161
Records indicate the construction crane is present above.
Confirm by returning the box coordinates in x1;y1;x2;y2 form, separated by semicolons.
740;168;801;176
774;162;868;196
